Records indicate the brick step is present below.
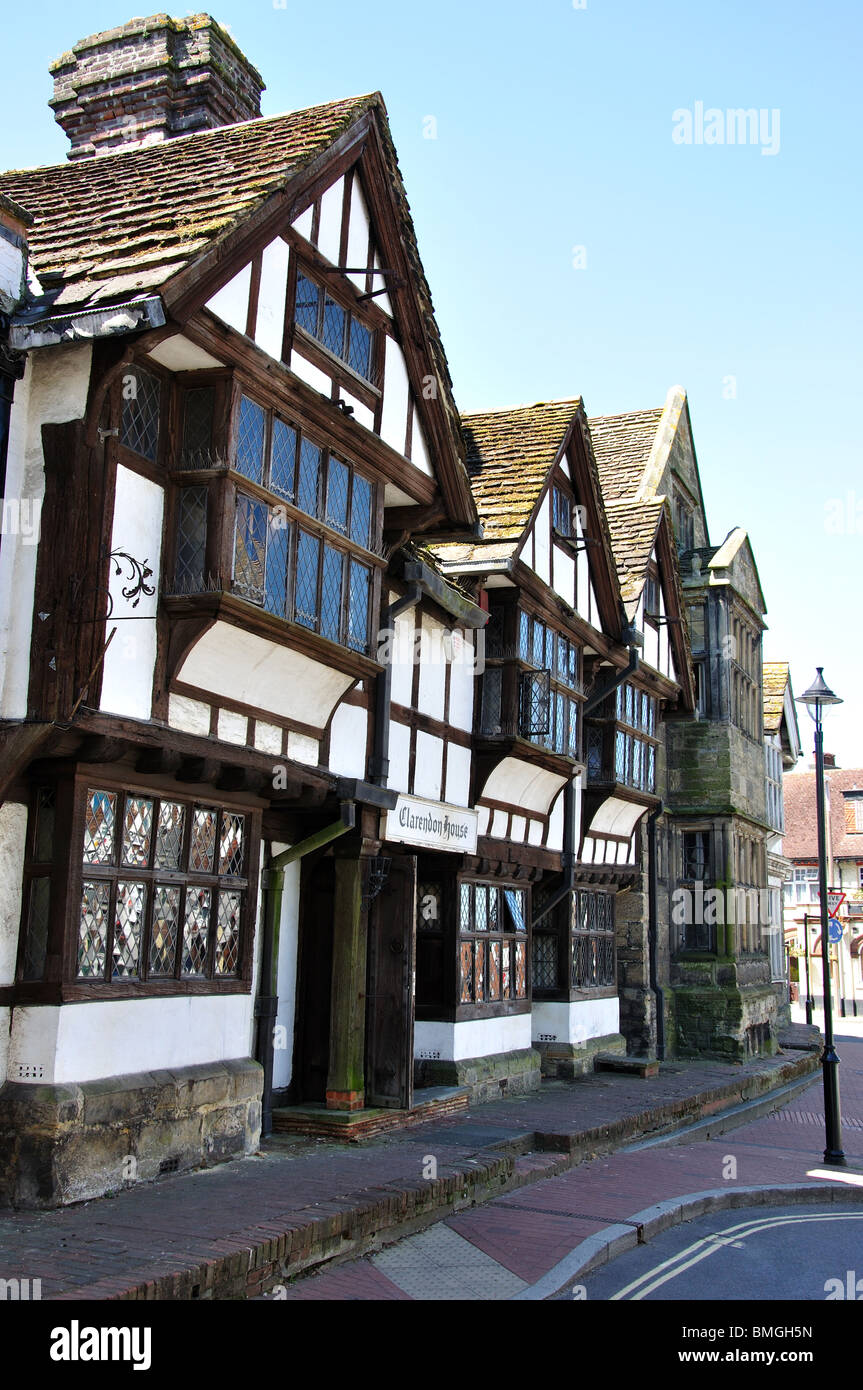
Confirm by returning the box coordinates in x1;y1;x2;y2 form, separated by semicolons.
272;1086;470;1141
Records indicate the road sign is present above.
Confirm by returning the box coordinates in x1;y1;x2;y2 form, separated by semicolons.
828;917;844;944
817;888;847;915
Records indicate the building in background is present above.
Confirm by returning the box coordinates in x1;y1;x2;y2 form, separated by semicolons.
784;760;863;1017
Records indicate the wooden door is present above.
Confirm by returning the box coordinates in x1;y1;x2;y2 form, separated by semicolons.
366;855;417;1109
294;856;334;1103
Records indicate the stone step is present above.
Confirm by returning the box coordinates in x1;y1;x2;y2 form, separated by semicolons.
272;1085;470;1141
594;1053;660;1078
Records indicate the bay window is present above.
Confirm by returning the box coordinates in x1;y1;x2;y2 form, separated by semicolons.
458;881;528;1011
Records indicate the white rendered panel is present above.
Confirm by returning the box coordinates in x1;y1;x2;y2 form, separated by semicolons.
480;757;567;817
532;494;551;584
272;855;300;1090
168;694;210;736
388;606;416;708
447;632;476;732
547;792;565;852
177;621;353;729
444;743;471;808
379;337;410;455
414;1014;531;1063
317;178;344;264
0;802;27;988
411;415;433;477
255;238;290;361
346;177;372;292
100;466;163;720
532;997;620;1046
206;263;251;334
292;206;314;240
388;720;411;794
328;702;368;778
413;732;443;800
290;350;332;396
417;614;446;721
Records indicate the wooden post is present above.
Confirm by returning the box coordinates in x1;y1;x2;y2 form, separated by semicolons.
326;853;366;1111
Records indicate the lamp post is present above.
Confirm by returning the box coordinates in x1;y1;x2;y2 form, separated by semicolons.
802;912;813;1025
797;668;845;1166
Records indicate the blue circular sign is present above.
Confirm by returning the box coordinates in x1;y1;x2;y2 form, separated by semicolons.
828;917;844;943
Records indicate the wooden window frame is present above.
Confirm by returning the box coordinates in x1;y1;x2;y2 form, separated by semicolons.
456;879;530;1020
291;260;380;397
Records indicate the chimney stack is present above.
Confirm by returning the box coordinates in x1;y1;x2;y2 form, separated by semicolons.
49;13;265;161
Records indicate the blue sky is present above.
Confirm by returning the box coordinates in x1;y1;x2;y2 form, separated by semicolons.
3;0;861;765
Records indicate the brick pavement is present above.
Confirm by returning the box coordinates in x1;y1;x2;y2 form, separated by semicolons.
274;1034;863;1300
0;1037;840;1300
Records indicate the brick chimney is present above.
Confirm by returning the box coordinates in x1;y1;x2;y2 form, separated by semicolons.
49;13;265;160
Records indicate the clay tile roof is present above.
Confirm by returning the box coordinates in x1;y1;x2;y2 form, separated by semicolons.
784;767;863;861
762;661;790;732
460;399;582;540
0;97;377;311
604;498;665;603
588;407;663;503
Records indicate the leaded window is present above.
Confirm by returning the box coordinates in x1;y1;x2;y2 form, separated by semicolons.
75;788;249;984
120;366;161;462
571;890;615;989
458;882;528;1008
514;609;581;756
294;271;374;382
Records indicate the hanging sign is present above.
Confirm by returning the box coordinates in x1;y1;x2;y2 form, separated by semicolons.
381;795;478;854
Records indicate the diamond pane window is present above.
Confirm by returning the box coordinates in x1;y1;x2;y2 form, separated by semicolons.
475;885;488;931
295;530;320;629
270;419;297;501
298;438;322;517
503;889;526;932
215;891;242;976
555;692;565;753
23;877;51;981
233;494;268;603
219;813;245;877
347;560;370;653
174;486;208;594
502;942;511;998
515;940;527;997
150;885;180;976
321;544;344;643
295;272;321;334
121;797;153;868
350;475;372;548
84;790;116;865
181;387;215;467
78;880;109;978
488;941;501;1000
326;456;349;534
519;610;530;661
263;513;290;617
34;786;56;863
182;888;211;976
487;886;499;931
154;802;185;870
459;882;471;932
568;700;579;757
459;940;473;1003
190;808;217;874
322;295;346;357
480;667;502;735
349;319;372;378
474;939;485;1000
532;934;557;990
112;881;145;978
120;367;161;462
521;671;551;738
235;396;265;483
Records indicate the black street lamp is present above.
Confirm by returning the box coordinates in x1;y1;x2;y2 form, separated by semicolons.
797;668;845;1166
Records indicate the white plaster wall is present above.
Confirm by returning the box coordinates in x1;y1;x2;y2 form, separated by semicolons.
511;814;526;842
168;693;211;736
100;465;163;720
0;802;27;988
373;252;393;316
477;806;491;836
217;709;248;745
532;495;551;585
415;1013;532;1062
177;621;353;729
444;743;471;809
328;702;368;778
481;757;566;816
0;1005;9;1086
254;721;283;756
528;820;544;846
7;994;255;1085
490;810;508;837
388;719;411;793
417;614;446;721
0;237;24;306
532;996;619;1046
287;731;319;765
206;263;251;334
413;732;443;800
388;605;415;708
346;178;371;293
411;416;433;477
1;344;92;718
289;351;332;396
255;237;290;361
339;389;375;432
379;336;410;455
317;177;344;264
292;206;314;240
448;632;476;732
552;544;575;608
272;855;300;1092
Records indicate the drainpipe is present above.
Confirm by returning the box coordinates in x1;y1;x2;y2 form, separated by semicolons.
647;801;666;1060
370;583;422;786
255;801;356;1136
